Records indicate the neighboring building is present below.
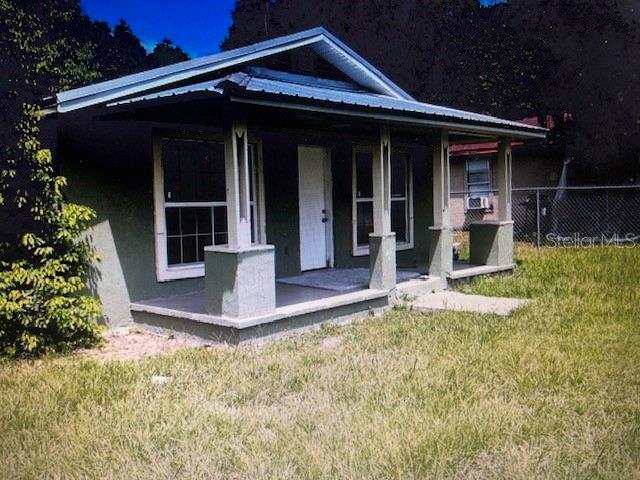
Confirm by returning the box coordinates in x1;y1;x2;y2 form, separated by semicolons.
43;27;545;341
449;116;560;230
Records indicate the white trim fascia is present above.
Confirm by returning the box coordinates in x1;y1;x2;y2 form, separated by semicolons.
313;34;412;100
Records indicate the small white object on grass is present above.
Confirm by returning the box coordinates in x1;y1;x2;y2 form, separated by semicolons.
151;375;172;385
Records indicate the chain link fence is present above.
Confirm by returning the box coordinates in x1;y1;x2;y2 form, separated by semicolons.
451;186;640;247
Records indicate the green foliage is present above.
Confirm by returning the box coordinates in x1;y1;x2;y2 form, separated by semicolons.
0;0;190;356
0;0;103;356
0;113;103;356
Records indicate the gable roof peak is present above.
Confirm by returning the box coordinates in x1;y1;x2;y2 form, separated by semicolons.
54;26;412;113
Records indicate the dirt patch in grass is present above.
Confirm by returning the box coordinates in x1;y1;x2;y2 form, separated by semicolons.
77;327;213;361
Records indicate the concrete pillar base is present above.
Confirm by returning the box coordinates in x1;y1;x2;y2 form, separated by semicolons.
369;233;396;290
428;226;453;278
204;244;276;318
469;221;514;266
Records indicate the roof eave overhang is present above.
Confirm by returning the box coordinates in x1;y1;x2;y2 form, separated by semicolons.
227;95;547;140
94;88;546;140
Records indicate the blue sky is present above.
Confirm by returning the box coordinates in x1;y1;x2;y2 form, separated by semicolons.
81;0;504;58
81;0;237;57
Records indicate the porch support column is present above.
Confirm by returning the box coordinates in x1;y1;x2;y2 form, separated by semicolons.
428;129;453;279
496;139;513;222
469;139;514;266
204;122;276;318
369;125;396;291
225;122;252;249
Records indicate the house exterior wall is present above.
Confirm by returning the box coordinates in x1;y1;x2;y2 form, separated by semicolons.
258;130;433;275
55;117;435;326
449;151;560;230
57;119;206;325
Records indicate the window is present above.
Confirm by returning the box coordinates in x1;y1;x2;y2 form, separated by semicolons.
353;149;374;248
391;150;411;243
352;147;413;255
466;156;491;197
154;135;263;281
465;156;492;211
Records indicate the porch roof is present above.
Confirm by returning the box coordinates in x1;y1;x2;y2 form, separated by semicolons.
105;68;547;140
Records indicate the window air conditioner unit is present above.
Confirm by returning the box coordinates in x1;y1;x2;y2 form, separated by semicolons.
466;195;490;210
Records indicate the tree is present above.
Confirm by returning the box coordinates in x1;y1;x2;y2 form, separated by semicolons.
0;0;104;355
501;0;640;182
89;19;149;79
0;0;192;355
222;0;640;183
221;0;549;116
147;38;190;68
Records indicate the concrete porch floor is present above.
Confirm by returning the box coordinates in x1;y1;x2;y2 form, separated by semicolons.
130;285;391;342
132;267;427;316
133;281;348;315
129;268;443;343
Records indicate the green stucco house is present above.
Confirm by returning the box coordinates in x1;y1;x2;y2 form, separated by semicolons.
43;27;545;342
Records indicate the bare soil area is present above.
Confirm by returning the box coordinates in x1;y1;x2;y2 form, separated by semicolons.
78;327;212;361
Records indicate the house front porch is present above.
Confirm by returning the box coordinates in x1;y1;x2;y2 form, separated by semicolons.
130;268;443;343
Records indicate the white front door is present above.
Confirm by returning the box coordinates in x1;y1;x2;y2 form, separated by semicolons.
298;145;332;271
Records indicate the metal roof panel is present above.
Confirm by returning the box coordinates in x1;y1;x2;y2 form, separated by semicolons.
105;70;546;138
239;75;545;132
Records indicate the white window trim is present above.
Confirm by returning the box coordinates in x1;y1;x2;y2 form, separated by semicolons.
153;131;265;282
465;156;493;212
351;146;414;257
391;148;414;252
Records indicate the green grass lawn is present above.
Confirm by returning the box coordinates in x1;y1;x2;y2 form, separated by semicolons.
1;246;639;479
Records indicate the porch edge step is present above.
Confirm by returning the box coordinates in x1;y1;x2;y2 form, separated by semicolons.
130;288;389;330
396;276;444;297
447;263;515;280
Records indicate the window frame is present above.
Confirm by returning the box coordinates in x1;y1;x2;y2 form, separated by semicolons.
153;130;265;282
351;146;414;257
465;155;493;211
390;148;414;247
